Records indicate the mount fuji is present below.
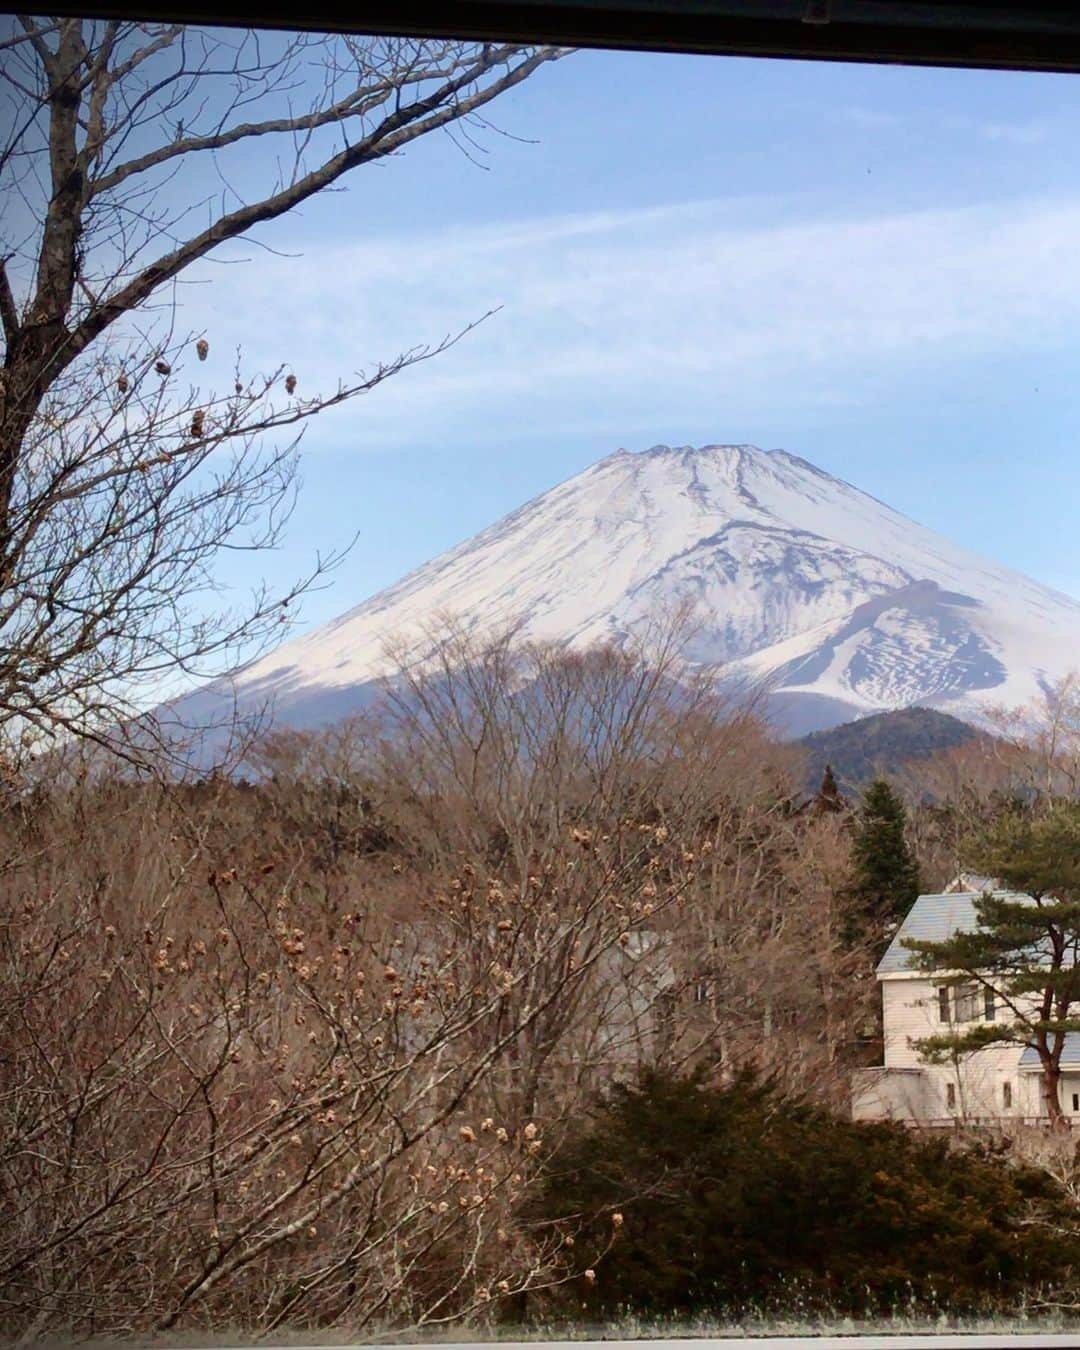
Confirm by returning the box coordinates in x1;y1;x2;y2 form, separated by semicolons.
171;444;1080;741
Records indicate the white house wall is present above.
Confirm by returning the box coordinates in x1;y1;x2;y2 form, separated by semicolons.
852;1067;928;1122
865;974;1045;1124
881;976;945;1069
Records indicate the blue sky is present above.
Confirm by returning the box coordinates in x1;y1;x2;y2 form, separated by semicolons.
175;43;1080;639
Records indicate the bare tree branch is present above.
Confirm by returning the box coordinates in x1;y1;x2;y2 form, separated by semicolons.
66;44;560;365
0;19;564;764
0;261;18;346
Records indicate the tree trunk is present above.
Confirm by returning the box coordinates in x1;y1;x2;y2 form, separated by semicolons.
1042;1063;1067;1128
0;19;88;563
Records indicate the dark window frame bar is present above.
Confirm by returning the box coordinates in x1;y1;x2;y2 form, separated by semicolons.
14;1;1080;74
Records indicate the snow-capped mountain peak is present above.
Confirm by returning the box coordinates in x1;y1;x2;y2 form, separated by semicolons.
175;443;1080;738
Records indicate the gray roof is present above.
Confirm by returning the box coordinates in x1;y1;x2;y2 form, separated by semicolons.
1020;1034;1080;1068
944;872;997;894
877;889;1034;974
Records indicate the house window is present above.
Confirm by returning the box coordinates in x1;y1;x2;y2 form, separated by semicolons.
1073;1093;1079;1113
937;986;950;1022
946;1082;956;1109
955;984;980;1022
1003;1082;1012;1109
984;988;996;1021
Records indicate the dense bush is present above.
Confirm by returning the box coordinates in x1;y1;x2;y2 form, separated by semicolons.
534;1071;1079;1318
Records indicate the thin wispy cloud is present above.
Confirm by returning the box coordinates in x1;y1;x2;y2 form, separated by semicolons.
836;105;901;129
979;121;1047;144
182;194;1080;452
941;114;1050;145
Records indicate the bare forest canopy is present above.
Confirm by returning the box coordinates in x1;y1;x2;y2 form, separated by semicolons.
2;631;1080;1338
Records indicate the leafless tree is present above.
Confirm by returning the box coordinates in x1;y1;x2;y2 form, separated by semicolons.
366;620;741;1123
899;676;1080;889
0;613;884;1337
1;626;719;1338
992;672;1080;802
0;19;564;765
0;763;647;1336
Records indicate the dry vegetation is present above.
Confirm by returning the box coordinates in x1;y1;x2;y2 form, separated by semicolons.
0;628;880;1339
2;630;1079;1337
900;674;1080;890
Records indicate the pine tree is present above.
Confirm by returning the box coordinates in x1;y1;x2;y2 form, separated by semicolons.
815;763;843;813
846;777;921;942
904;802;1080;1126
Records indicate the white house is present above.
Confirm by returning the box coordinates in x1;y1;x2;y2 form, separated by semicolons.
851;886;1080;1126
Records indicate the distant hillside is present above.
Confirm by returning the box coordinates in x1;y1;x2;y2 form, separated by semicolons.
798;706;981;795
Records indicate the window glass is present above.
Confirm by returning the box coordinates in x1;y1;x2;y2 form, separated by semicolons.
7;11;1080;1345
955;984;980;1022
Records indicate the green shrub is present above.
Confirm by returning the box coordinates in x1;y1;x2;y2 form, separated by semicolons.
532;1070;1077;1318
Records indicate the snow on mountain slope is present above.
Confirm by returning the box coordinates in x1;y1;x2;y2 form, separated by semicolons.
173;444;1080;739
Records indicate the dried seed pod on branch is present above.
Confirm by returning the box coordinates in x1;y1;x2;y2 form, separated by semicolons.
0;20;564;769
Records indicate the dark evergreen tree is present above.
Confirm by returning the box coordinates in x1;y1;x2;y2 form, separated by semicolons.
532;1070;1072;1318
815;762;843;813
846;777;921;942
